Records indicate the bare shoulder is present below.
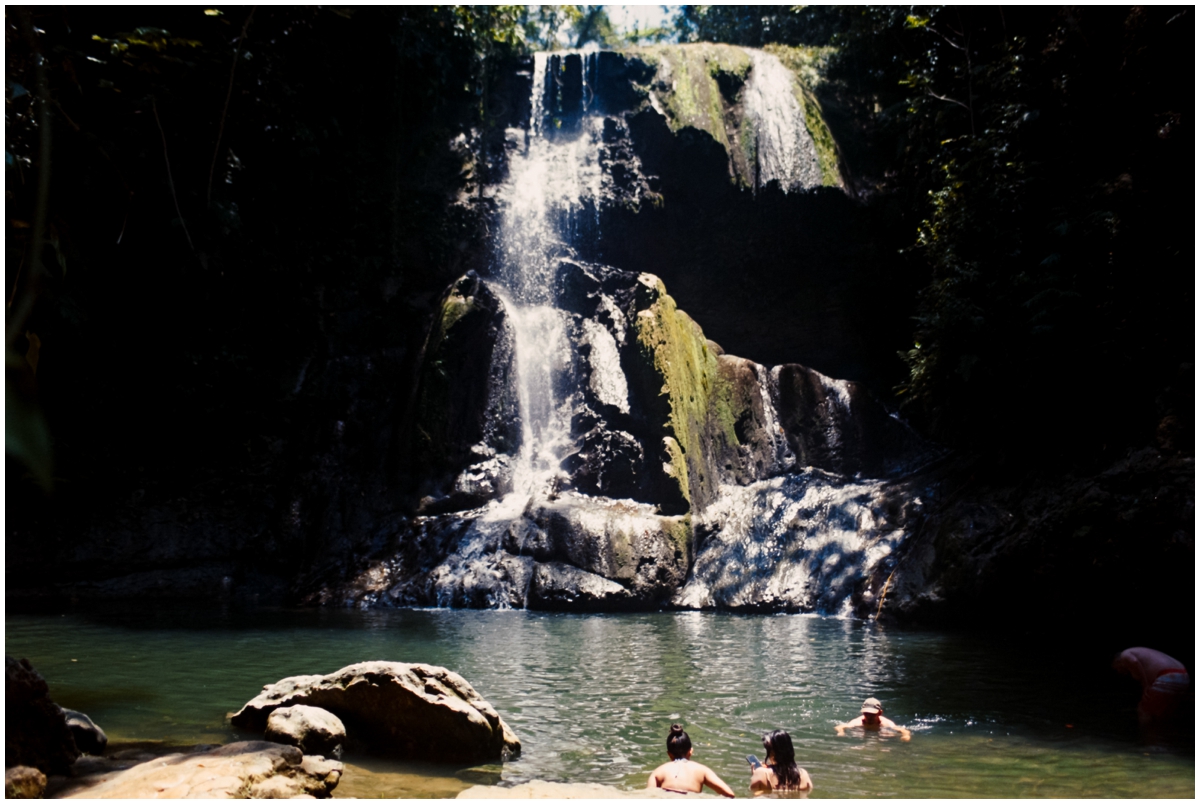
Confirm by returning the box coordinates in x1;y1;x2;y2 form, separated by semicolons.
749;764;776;794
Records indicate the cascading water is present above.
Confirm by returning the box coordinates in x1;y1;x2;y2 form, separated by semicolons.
492;50;605;501
329;45;934;615
743;49;823;192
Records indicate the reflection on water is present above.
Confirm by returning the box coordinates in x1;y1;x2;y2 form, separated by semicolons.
5;606;1193;798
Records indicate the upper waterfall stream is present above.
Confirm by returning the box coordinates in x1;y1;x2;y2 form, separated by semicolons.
492;50;605;502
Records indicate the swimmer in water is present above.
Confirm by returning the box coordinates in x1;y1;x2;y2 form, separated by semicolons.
834;697;912;741
749;729;813;796
646;724;736;797
1112;647;1191;725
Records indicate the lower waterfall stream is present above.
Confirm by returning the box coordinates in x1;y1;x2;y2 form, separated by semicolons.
7;606;1193;798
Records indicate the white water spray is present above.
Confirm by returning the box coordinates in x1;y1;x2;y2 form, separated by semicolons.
743;50;823;192
493;52;607;499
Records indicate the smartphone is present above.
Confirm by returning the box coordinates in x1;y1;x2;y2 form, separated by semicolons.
746;755;762;769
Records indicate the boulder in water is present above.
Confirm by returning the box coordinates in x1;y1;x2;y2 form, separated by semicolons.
527;561;637;611
265;704;346;760
62;708;108;756
4;656;79;774
231;662;520;763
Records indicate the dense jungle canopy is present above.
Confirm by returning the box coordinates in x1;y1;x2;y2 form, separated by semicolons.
5;7;1193;633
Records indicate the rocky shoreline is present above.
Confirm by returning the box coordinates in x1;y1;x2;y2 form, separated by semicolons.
6;656;520;800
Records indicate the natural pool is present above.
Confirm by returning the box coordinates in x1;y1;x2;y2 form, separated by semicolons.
5;606;1193;798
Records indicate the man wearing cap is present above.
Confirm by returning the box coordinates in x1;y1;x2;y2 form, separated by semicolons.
1112;647;1191;724
834;698;912;741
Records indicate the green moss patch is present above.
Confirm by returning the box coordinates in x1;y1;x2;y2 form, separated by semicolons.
633;275;750;511
628;43;751;152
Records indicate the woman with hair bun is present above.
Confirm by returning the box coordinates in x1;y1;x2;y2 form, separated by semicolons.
647;724;736;797
749;730;813;796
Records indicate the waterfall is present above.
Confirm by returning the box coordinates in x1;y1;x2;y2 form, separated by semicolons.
343;46;934;615
493;50;606;500
742;50;823;192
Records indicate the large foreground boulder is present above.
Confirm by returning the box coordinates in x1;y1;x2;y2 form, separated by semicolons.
231;662;520;763
5;656;79;774
5;766;47;799
59;741;341;799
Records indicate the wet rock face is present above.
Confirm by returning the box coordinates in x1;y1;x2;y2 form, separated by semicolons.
874;448;1196;638
5;656;79;775
411;270;521;508
314;492;691;612
323;258;934;615
231;662;520;764
772;364;930;479
677;472;924;612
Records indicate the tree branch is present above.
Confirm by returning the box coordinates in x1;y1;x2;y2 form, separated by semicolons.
153;100;195;252
207;6;256;207
926;90;972;112
925;24;966;51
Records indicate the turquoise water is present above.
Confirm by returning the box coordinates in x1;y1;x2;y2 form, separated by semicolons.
5;606;1193;797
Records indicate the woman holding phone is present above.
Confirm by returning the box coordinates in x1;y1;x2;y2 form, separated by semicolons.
749;730;813;796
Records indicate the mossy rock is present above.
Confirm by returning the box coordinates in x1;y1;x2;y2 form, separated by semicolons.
412;272;521;483
626;273;760;512
626;43;751;155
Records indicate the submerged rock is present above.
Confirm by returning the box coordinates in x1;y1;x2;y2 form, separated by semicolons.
5;656;79;775
57;741;341;799
231;662;520;763
265;704;346;760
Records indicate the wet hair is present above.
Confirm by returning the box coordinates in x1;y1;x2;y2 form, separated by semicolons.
763;729;802;789
666;724;691;759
